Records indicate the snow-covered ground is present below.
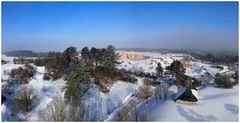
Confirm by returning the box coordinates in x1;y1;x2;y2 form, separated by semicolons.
1;61;66;121
83;77;145;121
1;51;239;121
138;85;238;121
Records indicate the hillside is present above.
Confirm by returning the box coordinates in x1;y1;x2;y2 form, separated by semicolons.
1;51;239;121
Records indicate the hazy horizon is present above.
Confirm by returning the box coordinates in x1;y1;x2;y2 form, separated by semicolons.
2;2;239;53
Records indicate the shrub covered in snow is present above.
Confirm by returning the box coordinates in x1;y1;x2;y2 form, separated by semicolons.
138;80;152;103
13;85;38;113
131;66;144;76
13;57;34;64
214;74;235;88
38;97;85;121
33;58;47;66
116;105;130;121
9;64;35;84
38;97;67;121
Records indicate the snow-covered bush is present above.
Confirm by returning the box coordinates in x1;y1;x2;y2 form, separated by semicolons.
13;58;34;64
214;74;235;88
38;97;85;121
33;58;46;66
13;85;38;113
116;106;130;121
137;81;151;103
128;100;139;121
9;64;35;84
131;66;144;75
99;82;110;93
38;97;66;121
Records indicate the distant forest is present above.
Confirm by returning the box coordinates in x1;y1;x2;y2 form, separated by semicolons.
3;50;49;57
2;49;238;64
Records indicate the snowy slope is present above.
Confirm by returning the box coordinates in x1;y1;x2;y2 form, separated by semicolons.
1;52;238;122
117;51;190;74
138;85;239;121
186;61;220;77
1;62;66;121
83;79;142;121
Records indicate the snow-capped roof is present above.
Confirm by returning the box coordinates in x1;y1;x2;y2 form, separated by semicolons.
175;87;187;100
175;87;198;100
191;89;198;99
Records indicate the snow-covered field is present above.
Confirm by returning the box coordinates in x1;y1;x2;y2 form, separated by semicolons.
1;51;239;121
138;85;238;121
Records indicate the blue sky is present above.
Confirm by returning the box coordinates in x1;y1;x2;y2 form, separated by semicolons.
2;2;238;52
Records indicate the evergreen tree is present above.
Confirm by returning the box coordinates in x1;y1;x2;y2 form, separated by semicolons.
45;52;64;80
156;62;163;77
104;45;120;70
81;47;92;70
166;60;185;78
166;60;186;86
99;48;107;66
62;46;78;68
81;47;90;60
90;47;100;67
64;59;87;101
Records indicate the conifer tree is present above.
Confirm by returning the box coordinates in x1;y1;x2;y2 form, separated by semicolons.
156;62;163;77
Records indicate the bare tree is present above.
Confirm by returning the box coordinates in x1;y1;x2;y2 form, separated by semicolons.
38;97;67;121
128;99;139;121
161;82;169;100
138;83;151;103
38;96;85;121
117;106;129;121
154;85;160;102
66;100;85;121
13;85;38;113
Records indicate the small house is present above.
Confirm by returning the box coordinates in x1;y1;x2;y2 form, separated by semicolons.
175;87;198;104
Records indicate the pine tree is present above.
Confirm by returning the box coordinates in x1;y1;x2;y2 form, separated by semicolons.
81;47;93;70
104;45;120;70
166;60;186;86
90;47;100;67
156;62;163;77
64;59;87;101
62;46;78;68
81;47;90;59
166;60;185;76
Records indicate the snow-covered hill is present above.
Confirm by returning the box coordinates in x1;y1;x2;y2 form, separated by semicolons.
1;51;239;121
138;85;238;121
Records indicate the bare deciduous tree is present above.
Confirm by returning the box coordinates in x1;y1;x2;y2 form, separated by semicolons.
138;84;151;103
38;96;85;121
13;85;38;113
117;106;129;121
154;85;160;102
38;97;66;121
161;82;169;100
128;99;139;121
